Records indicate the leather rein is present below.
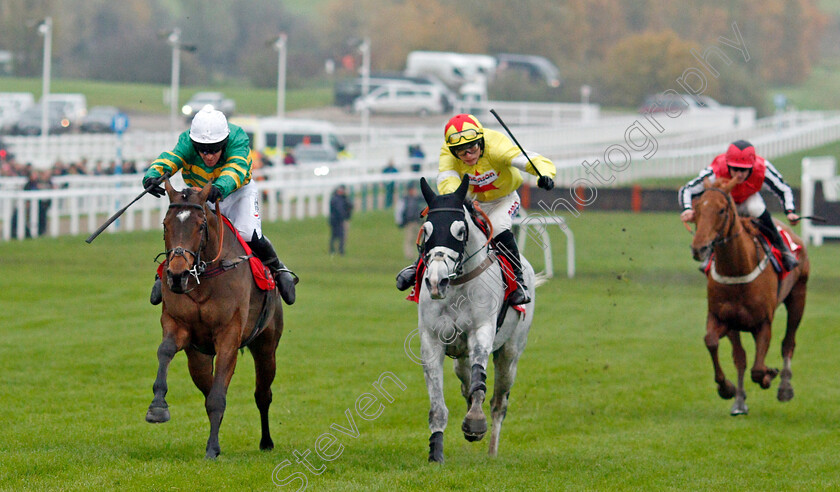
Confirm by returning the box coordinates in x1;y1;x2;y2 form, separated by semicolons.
155;201;245;292
418;203;494;284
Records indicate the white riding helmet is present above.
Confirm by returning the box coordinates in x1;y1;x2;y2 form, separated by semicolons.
189;106;230;151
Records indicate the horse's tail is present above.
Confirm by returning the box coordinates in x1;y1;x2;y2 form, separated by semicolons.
533;271;550;289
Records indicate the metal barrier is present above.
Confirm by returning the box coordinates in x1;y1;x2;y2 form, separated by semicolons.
801;156;840;246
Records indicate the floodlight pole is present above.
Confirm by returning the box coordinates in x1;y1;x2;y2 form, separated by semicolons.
359;37;370;165
274;33;287;119
38;17;52;165
168;28;181;133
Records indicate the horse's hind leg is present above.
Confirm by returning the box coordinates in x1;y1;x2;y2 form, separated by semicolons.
250;325;282;451
705;315;736;401
779;278;807;402
204;334;240;459
186;347;214;397
488;342;522;457
146;321;189;423
727;331;748;416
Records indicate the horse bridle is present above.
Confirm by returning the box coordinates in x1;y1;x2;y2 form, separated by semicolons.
155;202;224;288
420;206;491;281
699;188;740;248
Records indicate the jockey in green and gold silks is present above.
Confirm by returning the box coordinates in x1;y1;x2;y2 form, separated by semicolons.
144;125;252;198
142;107;297;306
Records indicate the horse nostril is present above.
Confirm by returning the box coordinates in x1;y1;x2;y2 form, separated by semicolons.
439;278;450;290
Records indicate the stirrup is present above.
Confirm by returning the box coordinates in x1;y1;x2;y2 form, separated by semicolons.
508;285;531;305
150;277;162;305
396;265;417;291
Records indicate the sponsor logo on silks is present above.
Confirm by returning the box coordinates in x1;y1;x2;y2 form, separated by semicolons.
470;169;499;193
508;201;520;216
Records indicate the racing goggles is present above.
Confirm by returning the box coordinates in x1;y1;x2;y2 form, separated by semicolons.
192;137;228;155
447;128;482;145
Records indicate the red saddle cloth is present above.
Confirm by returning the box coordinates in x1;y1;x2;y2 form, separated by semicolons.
406;255;525;314
156;215;275;291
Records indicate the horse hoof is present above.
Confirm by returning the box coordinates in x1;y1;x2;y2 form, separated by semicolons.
145;406;170;423
205;447;221;460
260;438;274;451
461;418;487;441
730;405;749;416
778;384;794;402
717;380;736;400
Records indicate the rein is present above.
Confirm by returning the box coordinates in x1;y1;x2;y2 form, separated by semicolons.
156;199;228;291
701;188;741;247
420;204;495;283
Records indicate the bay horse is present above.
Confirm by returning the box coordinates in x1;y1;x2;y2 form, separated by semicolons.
415;176;541;462
690;178;809;415
145;179;284;458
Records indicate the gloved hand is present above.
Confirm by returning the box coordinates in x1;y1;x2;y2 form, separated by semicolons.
537;175;554;190
143;176;165;198
207;185;223;204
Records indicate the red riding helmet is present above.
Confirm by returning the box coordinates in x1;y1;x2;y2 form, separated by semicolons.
725;140;756;169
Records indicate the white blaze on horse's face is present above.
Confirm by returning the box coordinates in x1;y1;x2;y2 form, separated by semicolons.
177;209;192;223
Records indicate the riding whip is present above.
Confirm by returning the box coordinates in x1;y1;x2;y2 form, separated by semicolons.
489;108;544;179
85;172;171;244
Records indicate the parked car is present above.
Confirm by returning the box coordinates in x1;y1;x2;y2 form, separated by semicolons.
182;92;235;120
42;93;87;128
293;143;338;163
80;106;124;133
353;83;446;116
495;53;562;88
334;72;456;111
11;104;71;135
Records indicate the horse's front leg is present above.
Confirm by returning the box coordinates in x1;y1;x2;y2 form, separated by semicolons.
204;331;241;459
462;322;494;442
704;314;736;400
750;320;779;389
420;329;447;463
726;331;748;416
146;317;189;423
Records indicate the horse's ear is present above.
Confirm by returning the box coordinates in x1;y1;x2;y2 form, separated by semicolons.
454;175;470;202
420;177;436;204
198;181;214;203
719;178;738;194
164;177;176;200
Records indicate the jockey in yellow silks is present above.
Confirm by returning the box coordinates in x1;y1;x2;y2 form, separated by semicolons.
396;113;556;305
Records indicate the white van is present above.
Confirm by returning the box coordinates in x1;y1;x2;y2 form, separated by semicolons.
42;93;87;127
404;51;497;89
230;116;346;161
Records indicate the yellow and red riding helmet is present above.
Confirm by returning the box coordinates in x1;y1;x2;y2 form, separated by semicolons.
444;114;485;157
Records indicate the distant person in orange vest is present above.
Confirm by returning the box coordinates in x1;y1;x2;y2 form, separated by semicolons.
679;139;800;270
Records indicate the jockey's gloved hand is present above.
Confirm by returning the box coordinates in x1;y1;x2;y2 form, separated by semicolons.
537;175;554;190
143;176;165;197
207;185;223;204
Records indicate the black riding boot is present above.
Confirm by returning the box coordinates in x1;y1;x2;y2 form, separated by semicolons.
248;233;298;305
756;210;799;271
396;258;419;291
150;276;162;305
494;230;531;305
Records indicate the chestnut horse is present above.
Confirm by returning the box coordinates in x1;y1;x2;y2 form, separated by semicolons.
145;180;284;458
690;178;809;415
